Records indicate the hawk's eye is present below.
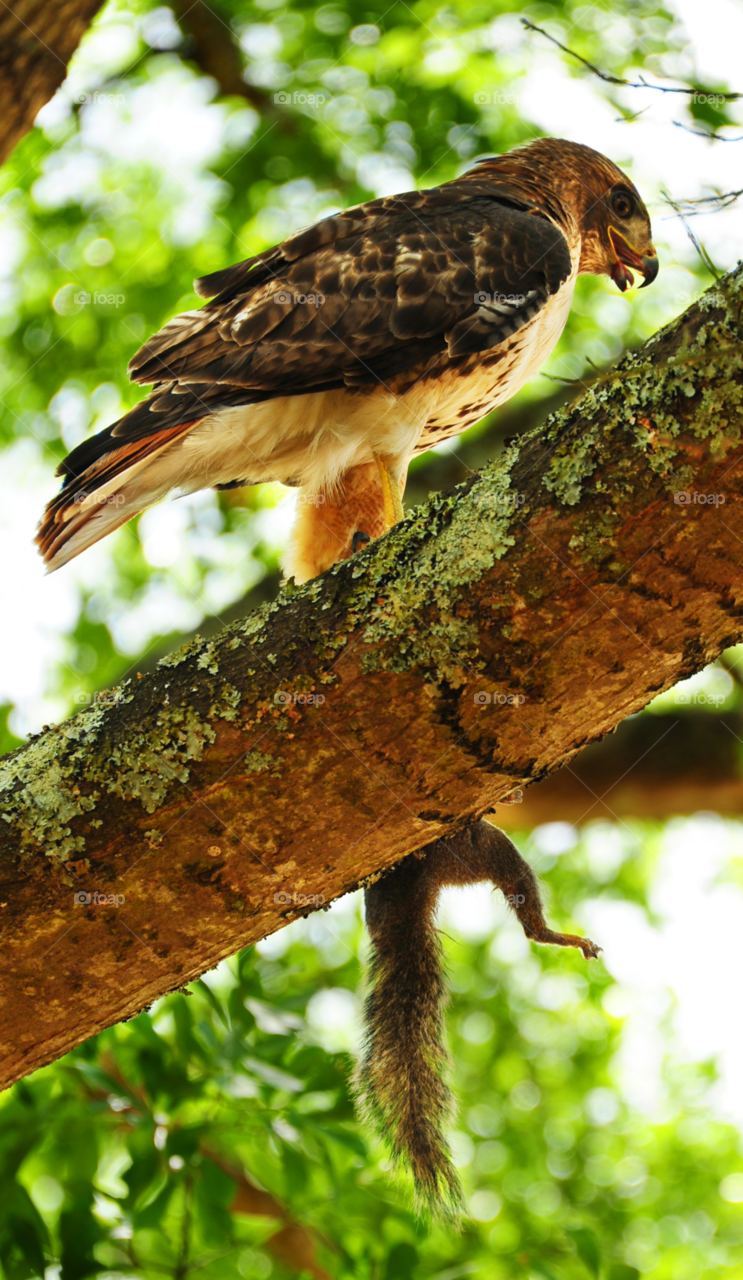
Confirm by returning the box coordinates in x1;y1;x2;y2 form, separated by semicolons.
611;190;634;219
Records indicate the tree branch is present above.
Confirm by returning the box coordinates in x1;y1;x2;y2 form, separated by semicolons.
0;0;105;165
521;19;741;100
170;0;281;116
3;269;743;1089
496;708;743;829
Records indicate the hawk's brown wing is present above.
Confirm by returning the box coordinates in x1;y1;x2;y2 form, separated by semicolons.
131;194;571;390
57;189;571;483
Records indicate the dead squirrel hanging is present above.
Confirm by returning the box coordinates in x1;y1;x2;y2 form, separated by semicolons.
354;819;601;1214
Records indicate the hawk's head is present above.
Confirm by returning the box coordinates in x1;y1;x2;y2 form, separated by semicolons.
573;153;658;292
471;138;658;292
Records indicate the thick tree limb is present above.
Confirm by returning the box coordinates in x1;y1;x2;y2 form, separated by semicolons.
496;709;743;829
0;0;104;165
171;0;281;115
3;270;743;1090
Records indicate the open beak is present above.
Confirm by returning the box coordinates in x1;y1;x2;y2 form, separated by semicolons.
609;226;659;292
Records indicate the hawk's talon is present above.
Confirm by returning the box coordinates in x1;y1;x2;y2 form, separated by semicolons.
352;530;371;553
374;453;404;530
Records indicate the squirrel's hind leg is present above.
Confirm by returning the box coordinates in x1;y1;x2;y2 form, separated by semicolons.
456;821;602;961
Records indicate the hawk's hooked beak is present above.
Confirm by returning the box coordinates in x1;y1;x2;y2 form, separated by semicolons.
609;226;659;292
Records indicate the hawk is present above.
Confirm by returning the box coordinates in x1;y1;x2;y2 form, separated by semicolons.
37;138;657;580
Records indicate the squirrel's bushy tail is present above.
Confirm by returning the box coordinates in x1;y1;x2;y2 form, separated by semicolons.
354;854;462;1214
354;821;602;1215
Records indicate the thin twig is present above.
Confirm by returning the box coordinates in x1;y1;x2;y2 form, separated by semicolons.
661;192;722;279
671;188;743;214
521;19;741;101
673;120;743;143
615;104;652;124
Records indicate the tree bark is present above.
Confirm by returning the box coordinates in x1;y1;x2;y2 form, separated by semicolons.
0;0;105;166
2;270;743;1090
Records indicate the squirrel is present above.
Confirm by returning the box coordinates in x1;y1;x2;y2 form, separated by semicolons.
353;819;601;1214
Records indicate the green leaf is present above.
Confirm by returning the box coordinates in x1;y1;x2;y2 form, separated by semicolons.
7;1217;46;1279
529;1262;565;1280
134;1179;176;1229
59;1198;103;1280
123;1128;161;1209
193;1173;233;1246
280;1145;308;1198
567;1228;602;1278
199;1160;237;1207
299;1119;367;1157
195;979;230;1028
384;1242;419;1279
0;1184;49;1280
0;1182;49;1274
167;1126;205;1161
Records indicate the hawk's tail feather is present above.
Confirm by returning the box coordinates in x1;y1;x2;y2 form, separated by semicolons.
36;419;201;571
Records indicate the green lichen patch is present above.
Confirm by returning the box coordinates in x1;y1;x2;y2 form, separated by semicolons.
196;643;220;675
158;637;204;668
209;684;242;723
0;728;99;863
242;750;283;776
542;425;601;505
94;705;218;813
351;452;525;680
0;695;225;861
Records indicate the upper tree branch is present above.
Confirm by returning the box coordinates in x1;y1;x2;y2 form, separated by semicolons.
0;0;105;165
3;270;743;1089
170;0;280;115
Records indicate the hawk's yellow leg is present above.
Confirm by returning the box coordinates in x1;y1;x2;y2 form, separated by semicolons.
374;454;405;530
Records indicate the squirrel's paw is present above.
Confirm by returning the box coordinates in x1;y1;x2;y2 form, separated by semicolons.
575;935;602;961
524;925;602;961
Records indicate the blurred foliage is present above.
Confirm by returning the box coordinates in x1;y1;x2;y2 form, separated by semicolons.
0;704;24;756
4;825;743;1278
